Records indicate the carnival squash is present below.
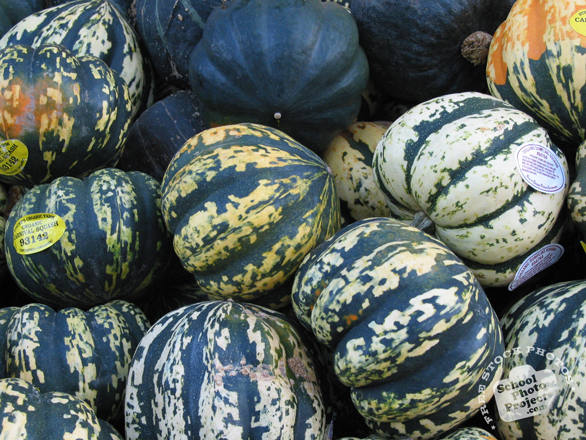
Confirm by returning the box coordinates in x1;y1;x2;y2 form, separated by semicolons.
124;300;328;439
0;300;150;423
373;91;570;288
4;168;173;308
0;0;44;38
188;0;369;153
292;217;504;440
486;0;586;151
0;43;132;187
161;123;340;306
350;0;516;103
0;377;124;439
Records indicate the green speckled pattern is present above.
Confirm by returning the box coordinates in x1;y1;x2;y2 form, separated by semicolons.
373;92;569;287
0;377;124;439
292;217;504;439
4;168;173;308
0;0;151;118
161;123;340;303
496;280;586;440
124;300;327;440
0;43;132;187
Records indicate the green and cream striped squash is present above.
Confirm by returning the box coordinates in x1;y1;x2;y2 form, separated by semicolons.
292;217;504;440
495;280;586;439
0;300;150;423
4;167;173;308
124;300;328;439
486;0;586;151
322;121;392;225
0;0;152;119
338;426;499;440
161;123;340;306
0;377;124;439
0;183;6;280
0;43;133;187
373;91;570;288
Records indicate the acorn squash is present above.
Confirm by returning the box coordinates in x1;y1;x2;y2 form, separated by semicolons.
0;300;150;423
188;0;369;153
124;300;328;439
4;168;173;308
292;217;504;440
0;43;132;187
161;123;340;305
0;0;44;38
373;91;570;288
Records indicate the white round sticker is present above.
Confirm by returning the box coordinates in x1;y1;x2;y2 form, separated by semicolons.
508;244;564;291
515;143;566;194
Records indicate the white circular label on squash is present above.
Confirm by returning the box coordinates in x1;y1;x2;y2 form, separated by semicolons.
508;244;564;291
515;143;565;193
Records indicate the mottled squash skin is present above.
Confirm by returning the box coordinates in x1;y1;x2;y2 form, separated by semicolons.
292;217;504;440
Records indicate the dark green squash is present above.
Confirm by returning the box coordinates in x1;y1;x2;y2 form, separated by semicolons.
125;300;328;439
0;43;133;187
350;0;516;103
0;377;124;439
0;0;153;119
0;0;45;38
188;0;369;153
0;300;150;423
117;90;208;182
292;217;504;440
4;168;173;309
161;123;340;305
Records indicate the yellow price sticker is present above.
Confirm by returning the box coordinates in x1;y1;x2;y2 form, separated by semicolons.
13;213;66;255
571;9;586;37
0;139;28;176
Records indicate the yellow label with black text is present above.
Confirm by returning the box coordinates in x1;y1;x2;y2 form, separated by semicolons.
571;9;586;37
0;140;28;176
13;213;66;255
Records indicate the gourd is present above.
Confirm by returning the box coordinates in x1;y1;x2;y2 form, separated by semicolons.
0;300;150;423
0;377;124;439
0;0;152;119
124;300;328;439
4;168;173;309
161;123;340;306
350;0;517;103
0;43;132;187
486;0;586;152
322;121;392;225
338;426;498;440
0;0;45;38
495;280;586;439
292;217;504;440
373;91;570;288
188;0;369;153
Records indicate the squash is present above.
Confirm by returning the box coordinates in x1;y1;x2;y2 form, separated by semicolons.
188;0;369;153
4;168;173;309
0;43;132;187
117;90;208;182
0;0;44;38
373;91;570;288
486;0;586;152
0;183;6;281
161;123;340;305
0;0;152;119
350;0;516;103
292;217;504;440
322;121;392;225
0;377;124;439
0;300;149;423
338;426;498;440
124;300;328;439
567;140;586;240
495;280;586;439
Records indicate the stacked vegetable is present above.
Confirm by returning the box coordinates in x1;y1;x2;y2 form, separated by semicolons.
0;0;585;439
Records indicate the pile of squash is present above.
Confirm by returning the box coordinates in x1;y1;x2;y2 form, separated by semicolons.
0;0;585;439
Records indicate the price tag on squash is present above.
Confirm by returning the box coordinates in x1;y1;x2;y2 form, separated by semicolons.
0;139;28;176
515;143;566;194
508;243;564;291
13;213;66;255
571;9;586;37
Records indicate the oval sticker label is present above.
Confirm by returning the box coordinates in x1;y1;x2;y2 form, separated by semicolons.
515;143;566;194
0;139;28;176
571;9;586;37
508;244;564;291
13;213;66;255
